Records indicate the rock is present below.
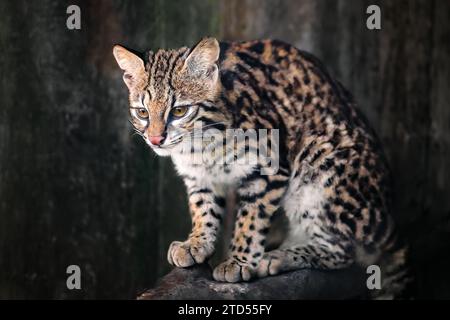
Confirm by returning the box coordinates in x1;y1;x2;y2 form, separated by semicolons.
138;264;368;300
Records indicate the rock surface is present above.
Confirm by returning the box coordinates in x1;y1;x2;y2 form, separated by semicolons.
138;264;368;300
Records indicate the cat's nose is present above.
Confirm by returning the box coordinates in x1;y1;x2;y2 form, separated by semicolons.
149;135;165;146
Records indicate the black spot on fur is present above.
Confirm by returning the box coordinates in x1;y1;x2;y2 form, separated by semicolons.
214;196;226;208
249;42;265;54
304;93;312;105
324;204;336;223
320;158;334;171
342;202;355;212
195;200;204;208
220;71;235;91
324;176;335;187
340;213;356;234
303;75;311;85
336;164;345;176
258;210;267;219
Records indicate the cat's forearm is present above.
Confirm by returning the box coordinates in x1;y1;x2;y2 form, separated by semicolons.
167;180;225;267
213;170;289;282
186;185;225;244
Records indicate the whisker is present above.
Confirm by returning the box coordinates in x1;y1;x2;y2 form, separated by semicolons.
177;121;228;139
131;128;144;137
128;119;146;138
197;121;228;130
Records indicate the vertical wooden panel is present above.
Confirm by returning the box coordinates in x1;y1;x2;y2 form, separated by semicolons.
418;0;450;298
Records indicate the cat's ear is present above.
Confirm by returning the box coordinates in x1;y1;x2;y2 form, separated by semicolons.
113;45;145;89
183;37;220;83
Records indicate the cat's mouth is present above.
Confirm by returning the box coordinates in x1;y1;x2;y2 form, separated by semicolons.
148;136;183;150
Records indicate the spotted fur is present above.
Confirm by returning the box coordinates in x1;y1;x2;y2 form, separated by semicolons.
113;38;412;298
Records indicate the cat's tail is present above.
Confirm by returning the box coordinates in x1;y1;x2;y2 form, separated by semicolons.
371;232;415;299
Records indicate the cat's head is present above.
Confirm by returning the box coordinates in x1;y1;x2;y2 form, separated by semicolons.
113;38;229;156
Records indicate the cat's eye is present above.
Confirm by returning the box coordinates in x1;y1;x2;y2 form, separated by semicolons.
136;108;149;119
171;106;189;118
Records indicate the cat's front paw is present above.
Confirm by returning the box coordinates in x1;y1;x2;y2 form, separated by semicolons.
167;240;214;267
213;258;255;283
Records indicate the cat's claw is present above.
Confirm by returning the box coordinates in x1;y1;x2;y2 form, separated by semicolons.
213;258;255;282
167;240;213;267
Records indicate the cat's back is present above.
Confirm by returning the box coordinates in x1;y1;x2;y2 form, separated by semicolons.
218;39;303;71
217;39;309;95
217;39;319;133
217;40;370;154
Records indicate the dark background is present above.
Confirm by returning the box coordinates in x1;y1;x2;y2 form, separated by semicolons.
0;0;449;299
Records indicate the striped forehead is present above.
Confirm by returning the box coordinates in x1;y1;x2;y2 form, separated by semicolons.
146;48;188;102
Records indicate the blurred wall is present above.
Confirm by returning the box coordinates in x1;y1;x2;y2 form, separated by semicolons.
0;0;449;299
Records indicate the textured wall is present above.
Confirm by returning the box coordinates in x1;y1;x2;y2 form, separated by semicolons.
0;0;449;299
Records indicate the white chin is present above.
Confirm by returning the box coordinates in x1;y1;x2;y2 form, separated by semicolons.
151;146;172;157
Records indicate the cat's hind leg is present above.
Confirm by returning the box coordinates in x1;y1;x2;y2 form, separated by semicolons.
257;164;355;277
257;241;355;278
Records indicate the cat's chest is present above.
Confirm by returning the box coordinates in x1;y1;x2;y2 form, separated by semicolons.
171;153;256;187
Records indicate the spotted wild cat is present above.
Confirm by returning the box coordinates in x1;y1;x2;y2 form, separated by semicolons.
113;38;411;298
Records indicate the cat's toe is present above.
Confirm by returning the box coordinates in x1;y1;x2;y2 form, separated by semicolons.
167;240;213;267
213;259;254;282
168;241;195;267
257;253;282;277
